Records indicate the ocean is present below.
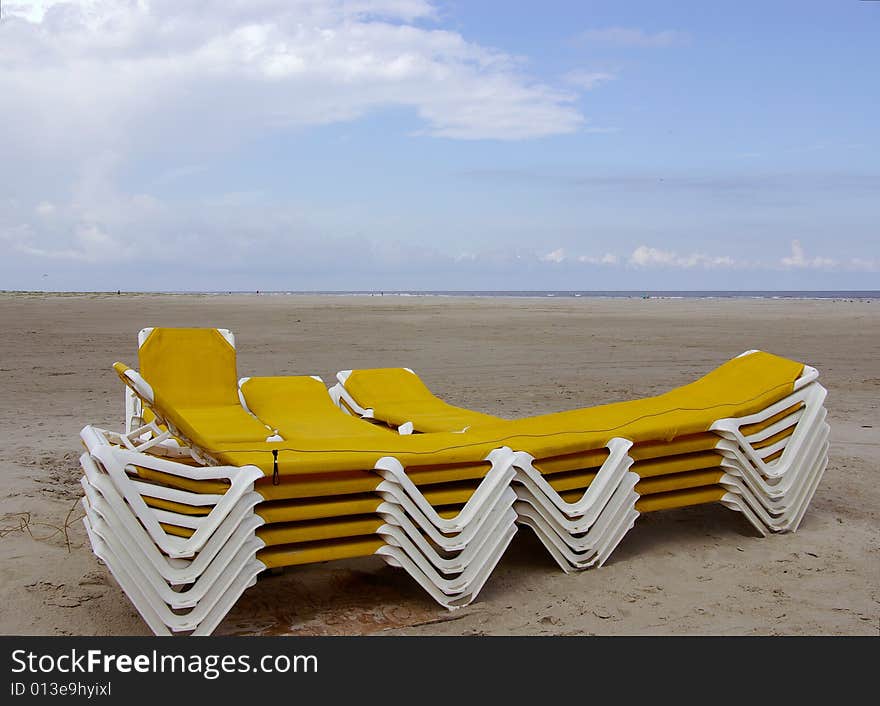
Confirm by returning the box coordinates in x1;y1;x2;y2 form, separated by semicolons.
202;290;879;300
5;290;878;299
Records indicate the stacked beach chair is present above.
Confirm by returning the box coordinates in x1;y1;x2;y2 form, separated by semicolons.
333;357;830;571
80;328;519;635
79;328;829;635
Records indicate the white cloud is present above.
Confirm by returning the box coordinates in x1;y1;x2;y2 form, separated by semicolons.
541;248;567;264
849;257;880;272
629;245;736;269
35;201;56;217
577;253;619;265
563;69;616;90
8;222;134;263
780;239;837;269
4;1;63;22
464;248;619;267
0;1;591;272
618;241;871;272
623;241;870;272
2;6;875;290
578;27;687;48
1;1;583;144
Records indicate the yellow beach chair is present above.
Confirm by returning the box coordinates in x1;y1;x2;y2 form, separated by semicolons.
332;353;829;569
79;328;828;634
81;328;522;634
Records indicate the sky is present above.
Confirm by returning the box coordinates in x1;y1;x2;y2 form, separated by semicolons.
0;0;878;291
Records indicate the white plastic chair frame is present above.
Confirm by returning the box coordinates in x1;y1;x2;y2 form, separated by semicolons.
84;431;521;573
83;498;263;619
711;381;827;480
717;415;830;508
82;514;263;635
82;458;520;632
515;501;639;573
81;456;263;587
83;475;517;615
81;425;263;558
376;523;517;609
330;369;377;419
88;339;830;633
515;474;640;554
80;429;524;632
510;438;633;520
514;470;640;538
82;455;520;628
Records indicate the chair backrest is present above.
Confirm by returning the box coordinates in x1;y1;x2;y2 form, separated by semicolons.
115;327;272;451
342;367;501;432
139;328;239;408
240;376;388;439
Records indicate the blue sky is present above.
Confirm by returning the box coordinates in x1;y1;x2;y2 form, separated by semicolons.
0;0;877;291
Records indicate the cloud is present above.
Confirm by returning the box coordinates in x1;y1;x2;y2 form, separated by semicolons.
577;253;619;265
0;1;592;276
540;249;618;265
563;69;616;90
540;248;567;264
624;241;874;272
1;1;583;144
534;247;744;270
577;27;687;48
35;201;56;217
629;245;736;269
2;6;876;291
780;240;837;269
848;257;880;272
5;221;134;263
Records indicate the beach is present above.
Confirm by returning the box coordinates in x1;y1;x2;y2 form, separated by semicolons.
0;292;876;636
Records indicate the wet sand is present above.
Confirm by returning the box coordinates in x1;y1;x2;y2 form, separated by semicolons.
0;292;876;635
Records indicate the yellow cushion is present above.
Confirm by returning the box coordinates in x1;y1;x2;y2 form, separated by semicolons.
256;515;384;547
257;494;382;523
633;450;724;478
119;327;272;447
257;536;384;569
216;351;804;475
636;469;725;495
634;486;727;513
119;342;805;480
140;328;239;408
240;376;391;439
344;367;502;431
171;404;271;445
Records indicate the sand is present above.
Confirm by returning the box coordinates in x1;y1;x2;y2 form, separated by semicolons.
0;292;876;636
